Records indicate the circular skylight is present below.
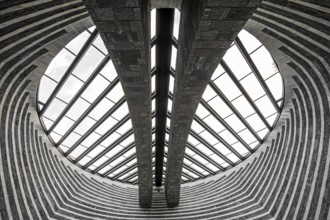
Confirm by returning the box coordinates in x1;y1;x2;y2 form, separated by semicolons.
38;19;283;184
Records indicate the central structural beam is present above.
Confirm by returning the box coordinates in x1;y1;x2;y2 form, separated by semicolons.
82;0;153;207
154;9;174;187
165;0;262;207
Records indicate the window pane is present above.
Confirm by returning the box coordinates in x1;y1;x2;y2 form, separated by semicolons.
203;114;225;133
199;130;218;145
211;64;225;80
53;117;74;136
250;46;278;79
107;83;124;103
238;29;262;54
191;120;204;133
238;129;257;145
38;76;57;103
232;142;249;156
231;95;254;118
93;35;107;54
89;98;114;121
214;73;241;101
45;49;75;82
62;132;81;148
223;45;251;80
74;117;96;135
66;30;90;55
240;73;265;101
173;9;180;40
66;98;90;121
72;46;105;81
202;85;217;102
254;95;276;118
266;73;283;101
224;114;245;132
95;116;117;135
196;104;209;119
151;9;156;39
208;96;232;118
81;74;110;103
219;130;237;145
100;60;117;82
171;45;177;70
246;114;266;132
57;75;84;103
151;46;156;68
43;98;66;121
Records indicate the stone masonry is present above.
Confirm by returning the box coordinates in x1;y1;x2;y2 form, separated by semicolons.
82;0;153;207
165;0;262;207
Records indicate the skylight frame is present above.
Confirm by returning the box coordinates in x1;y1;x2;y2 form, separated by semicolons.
38;20;283;185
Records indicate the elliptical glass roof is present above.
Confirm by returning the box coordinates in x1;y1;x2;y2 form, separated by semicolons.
38;10;283;185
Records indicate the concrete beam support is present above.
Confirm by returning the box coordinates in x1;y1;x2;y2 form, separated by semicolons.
82;0;153;207
165;0;262;207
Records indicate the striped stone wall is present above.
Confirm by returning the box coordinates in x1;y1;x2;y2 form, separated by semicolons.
0;0;329;219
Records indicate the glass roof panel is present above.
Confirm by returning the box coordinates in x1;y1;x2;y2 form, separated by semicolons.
80;132;100;148
224;114;245;132
49;132;62;143
231;95;254;118
238;29;262;54
211;64;225;80
199;130;218;145
188;135;199;146
173;9;180;40
100;60;117;82
88;145;105;158
94;116;117;135
250;46;278;79
81;74;110;103
171;45;177;70
245;114;266;133
56;75;84;103
266;113;278;127
266;73;283;101
195;144;213;156
43;98;66;121
169;75;175;93
38;76;58;103
66;30;90;55
53;117;74;136
44;49;75;82
214;73;241;101
89;98;114;121
218;130;238;145
196;104;210;119
106;82;124;103
151;9;156;39
238;129;257;145
66;98;90;121
62;132;81;148
74;117;96;136
202;85;217;102
254;95;276;118
151;45;156;69
223;44;252;80
203;115;225;133
191;120;204;133
93;35;108;54
207;96;232;118
72;46;105;82
240;73;265;101
41;116;53;130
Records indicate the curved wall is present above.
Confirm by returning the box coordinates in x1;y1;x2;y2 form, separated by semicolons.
0;0;329;219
